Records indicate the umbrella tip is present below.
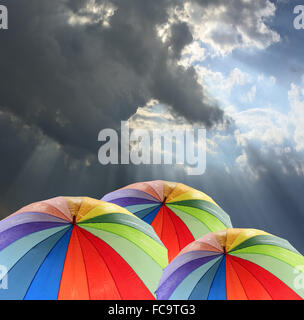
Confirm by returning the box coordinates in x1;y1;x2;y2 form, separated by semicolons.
73;215;76;225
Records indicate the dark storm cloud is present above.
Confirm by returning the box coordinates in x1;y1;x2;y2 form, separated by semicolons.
0;0;225;217
169;22;193;59
0;0;223;157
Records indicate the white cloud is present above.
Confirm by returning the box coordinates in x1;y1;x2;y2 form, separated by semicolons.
128;103;192;131
233;107;289;147
174;0;280;56
68;0;116;27
269;76;276;86
211;81;304;179
257;74;276;86
195;66;252;97
178;41;207;68
288;83;304;151
247;85;257;103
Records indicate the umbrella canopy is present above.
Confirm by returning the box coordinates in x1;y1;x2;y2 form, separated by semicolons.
102;180;232;261
156;228;304;300
0;196;168;300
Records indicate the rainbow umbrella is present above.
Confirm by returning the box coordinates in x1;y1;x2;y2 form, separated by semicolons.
0;196;167;300
156;228;304;300
102;180;232;261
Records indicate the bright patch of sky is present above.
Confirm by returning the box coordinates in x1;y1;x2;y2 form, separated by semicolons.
130;0;304;179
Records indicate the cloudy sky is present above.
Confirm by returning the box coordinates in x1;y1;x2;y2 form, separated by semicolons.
0;0;303;253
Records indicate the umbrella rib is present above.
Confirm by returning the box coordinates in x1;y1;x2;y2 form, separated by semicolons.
15;203;72;223
226;255;249;300
142;182;163;202
230;250;302;269
77;226;123;300
22;226;72;300
40;202;73;222
145;182;163;202
164;206;180;251
229;256;273;300
79;224;164;267
166;183;179;202
74;226;92;300
0;225;71;281
205;256;224;299
167;205;222;233
57;226;76;299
